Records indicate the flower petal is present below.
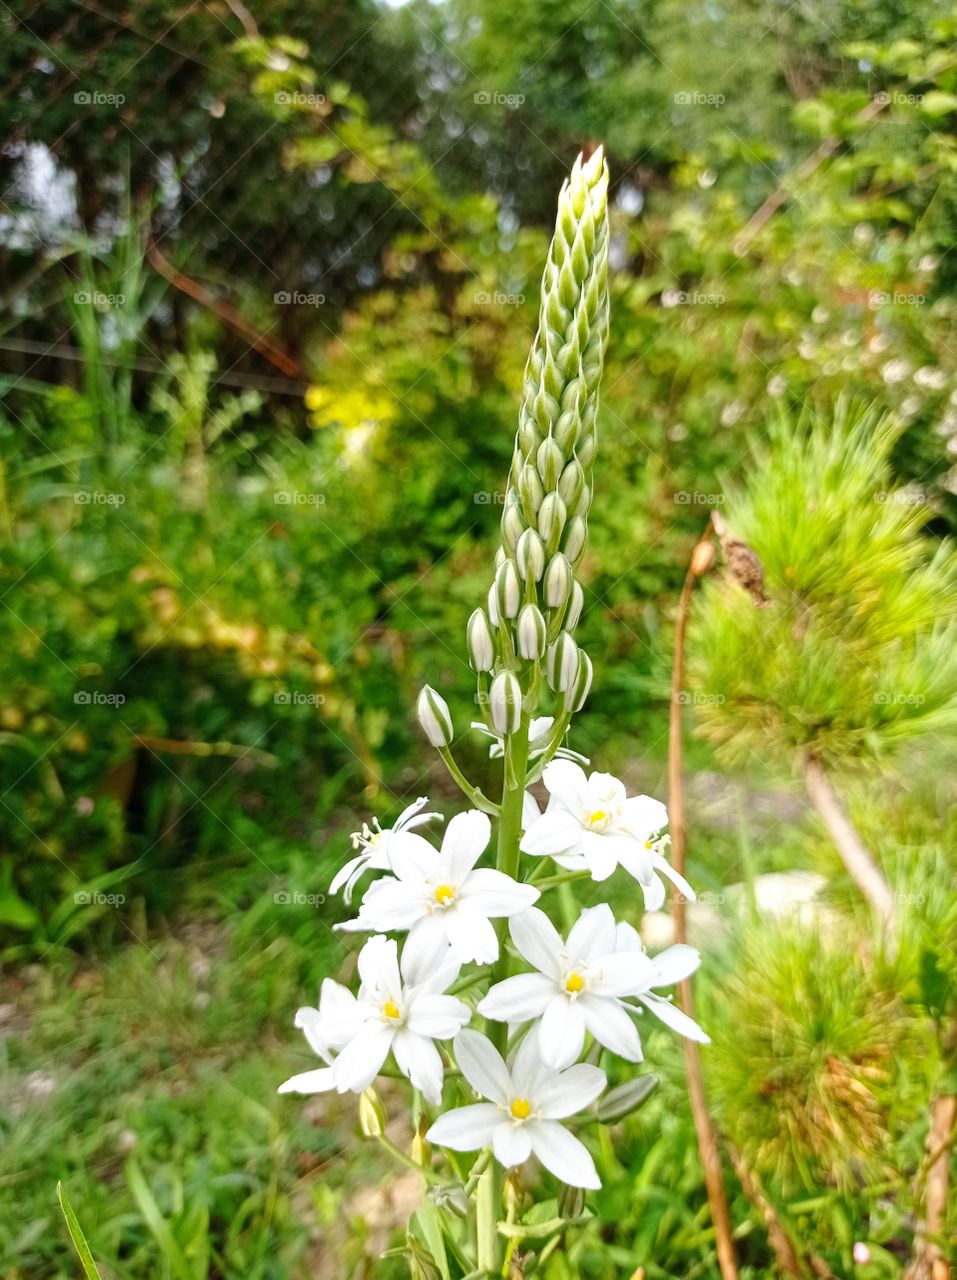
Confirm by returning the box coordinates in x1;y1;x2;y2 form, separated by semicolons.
579;830;620;882
426;1103;500;1151
401;919;456;988
527;1119;600;1189
355;877;428;930
493;1121;532;1169
589;951;656;997
539;993;585;1070
277;1067;336;1094
406;993;471;1039
461;869;540;917
519;809;583;857
442;809;491;880
331;1022;393;1093
566;904;617;963
293;1006;330;1060
580;994;643;1062
542;760;590;810
357;935;401;1003
330;853;366;896
392;1028;445;1105
650;943;700;987
453;1029;511;1104
614;921;644;953
521;791;542;831
446;905;500;964
640;872;667;912
650;851;697;903
638;993;710;1043
621;794;668;838
478;972;555;1022
536;1063;606;1119
509;907;563;979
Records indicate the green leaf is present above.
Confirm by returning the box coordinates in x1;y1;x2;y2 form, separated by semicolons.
56;1182;103;1280
125;1160;195;1280
920;90;957;116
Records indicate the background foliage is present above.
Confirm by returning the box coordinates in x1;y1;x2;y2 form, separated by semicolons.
2;0;956;1276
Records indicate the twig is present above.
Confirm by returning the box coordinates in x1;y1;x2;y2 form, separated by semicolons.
668;526;740;1280
131;734;278;766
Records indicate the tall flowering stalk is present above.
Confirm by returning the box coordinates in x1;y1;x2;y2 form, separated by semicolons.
280;151;706;1276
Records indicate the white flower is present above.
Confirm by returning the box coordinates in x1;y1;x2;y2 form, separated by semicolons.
338;810;539;964
478;904;659;1068
612;920;710;1044
426;1029;605;1188
330;796;441;903
471;716;589;766
279;933;470;1104
520;760;693;909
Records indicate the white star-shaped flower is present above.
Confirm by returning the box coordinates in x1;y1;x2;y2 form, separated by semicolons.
520;760;694;909
338;810;539;965
278;933;470;1104
479;905;708;1067
426;1029;606;1188
330;796;441;903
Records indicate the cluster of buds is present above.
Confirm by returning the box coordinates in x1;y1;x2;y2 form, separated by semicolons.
425;149;608;746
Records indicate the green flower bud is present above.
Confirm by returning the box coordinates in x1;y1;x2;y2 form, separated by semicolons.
537;492;568;553
563;514;587;565
547;632;579;693
566;579;585;631
596;1074;659;1123
536;437;564;490
557;457;585;509
428;1184;470;1219
501;500;525;552
495;558;521;620
358;1087;386;1137
544;553;573;609
417;685;453;748
467;608;495;672
516;528;546;582
516;604;547;660
489;670;522;735
519;463;545;517
487;582;500;627
564;650;593;711
558;1181;586;1219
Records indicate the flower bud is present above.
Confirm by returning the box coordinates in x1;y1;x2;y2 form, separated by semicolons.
596;1074;658;1123
565;579;584;631
501;500;525;553
544;553;573;609
417;685;453;748
562;514;586;565
359;1087;387;1137
516;528;545;582
536;436;564;489
558;1180;586;1219
495;558;521;620
428;1184;469;1219
487;582;500;627
489;670;522;735
516;604;547;660
690;540;716;576
467;608;495;672
557;457;585;509
537;492;568;551
565;650;593;711
547;632;579;693
519;463;544;515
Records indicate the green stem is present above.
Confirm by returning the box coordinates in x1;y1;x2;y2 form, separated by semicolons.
438;747;500;816
530;867;591;891
377;1134;443;1186
476;1162;498;1271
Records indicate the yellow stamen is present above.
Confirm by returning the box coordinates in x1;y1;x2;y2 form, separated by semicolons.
589;809;608;827
434;883;455;905
644;839;652;849
383;999;400;1020
565;971;585;994
510;1098;531;1120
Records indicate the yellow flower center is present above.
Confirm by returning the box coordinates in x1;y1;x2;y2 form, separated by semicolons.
382;999;400;1020
510;1098;531;1120
434;883;455;905
565;971;585;994
644;839;653;849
